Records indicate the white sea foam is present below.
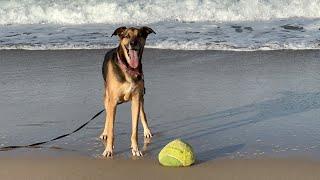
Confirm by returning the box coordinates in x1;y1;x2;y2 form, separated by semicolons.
0;0;320;25
2;18;320;51
1;1;320;50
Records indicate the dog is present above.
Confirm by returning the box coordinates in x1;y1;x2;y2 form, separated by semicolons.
100;26;156;157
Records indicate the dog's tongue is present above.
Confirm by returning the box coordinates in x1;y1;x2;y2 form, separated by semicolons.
128;49;139;68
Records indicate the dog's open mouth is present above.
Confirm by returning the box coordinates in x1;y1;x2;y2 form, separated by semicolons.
125;46;140;69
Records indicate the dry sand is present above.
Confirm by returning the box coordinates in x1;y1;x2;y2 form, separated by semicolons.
1;155;320;180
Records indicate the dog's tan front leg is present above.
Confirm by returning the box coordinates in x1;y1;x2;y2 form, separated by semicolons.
131;94;142;156
140;97;152;138
102;99;117;157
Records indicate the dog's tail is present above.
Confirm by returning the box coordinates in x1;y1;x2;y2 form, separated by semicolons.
0;109;105;151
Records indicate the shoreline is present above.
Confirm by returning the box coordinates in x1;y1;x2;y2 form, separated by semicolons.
1;48;320;52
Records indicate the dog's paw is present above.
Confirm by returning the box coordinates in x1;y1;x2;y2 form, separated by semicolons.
131;148;143;157
99;133;108;140
131;144;143;157
102;147;113;157
144;129;153;138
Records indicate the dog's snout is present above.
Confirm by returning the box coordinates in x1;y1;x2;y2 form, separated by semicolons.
130;39;139;47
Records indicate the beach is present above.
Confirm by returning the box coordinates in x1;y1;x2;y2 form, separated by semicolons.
1;0;320;178
0;49;320;179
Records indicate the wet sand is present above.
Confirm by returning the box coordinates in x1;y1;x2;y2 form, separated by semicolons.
1;49;320;158
0;49;320;179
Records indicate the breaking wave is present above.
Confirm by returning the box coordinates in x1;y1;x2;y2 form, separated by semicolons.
0;0;320;25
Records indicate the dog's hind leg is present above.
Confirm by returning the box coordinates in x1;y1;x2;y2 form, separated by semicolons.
100;86;109;140
139;97;152;138
131;94;142;156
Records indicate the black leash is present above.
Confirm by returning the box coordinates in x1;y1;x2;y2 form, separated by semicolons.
0;109;105;151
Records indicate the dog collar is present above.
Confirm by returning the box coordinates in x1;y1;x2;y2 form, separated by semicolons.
117;52;143;79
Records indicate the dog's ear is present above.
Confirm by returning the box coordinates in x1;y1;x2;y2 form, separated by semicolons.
140;26;156;37
111;26;127;37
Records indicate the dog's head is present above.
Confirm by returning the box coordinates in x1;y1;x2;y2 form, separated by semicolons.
112;26;155;69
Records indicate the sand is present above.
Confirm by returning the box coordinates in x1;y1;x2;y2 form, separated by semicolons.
1;155;320;180
0;49;320;179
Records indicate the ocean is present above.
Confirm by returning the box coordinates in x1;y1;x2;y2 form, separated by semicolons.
0;0;320;50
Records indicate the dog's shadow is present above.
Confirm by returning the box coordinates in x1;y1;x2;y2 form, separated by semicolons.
196;143;245;163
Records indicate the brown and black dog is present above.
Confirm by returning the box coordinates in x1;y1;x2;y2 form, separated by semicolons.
100;26;156;157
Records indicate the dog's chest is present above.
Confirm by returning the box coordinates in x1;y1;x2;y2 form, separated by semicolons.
119;81;142;102
124;82;135;96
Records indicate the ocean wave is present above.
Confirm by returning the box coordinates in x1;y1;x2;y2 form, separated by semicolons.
1;42;319;51
0;0;320;25
1;18;320;51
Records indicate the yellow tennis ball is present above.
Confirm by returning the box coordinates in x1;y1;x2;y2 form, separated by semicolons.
158;139;195;167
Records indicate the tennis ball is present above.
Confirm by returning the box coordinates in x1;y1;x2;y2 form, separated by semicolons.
158;139;195;167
